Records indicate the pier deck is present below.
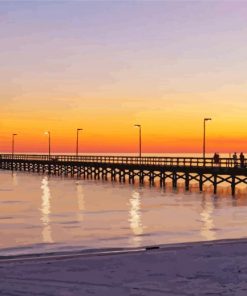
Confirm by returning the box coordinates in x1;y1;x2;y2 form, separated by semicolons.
1;154;247;195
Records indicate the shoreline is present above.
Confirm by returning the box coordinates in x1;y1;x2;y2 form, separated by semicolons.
1;237;247;263
1;238;247;295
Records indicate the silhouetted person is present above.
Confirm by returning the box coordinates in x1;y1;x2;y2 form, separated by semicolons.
233;152;238;167
213;153;220;166
240;152;245;168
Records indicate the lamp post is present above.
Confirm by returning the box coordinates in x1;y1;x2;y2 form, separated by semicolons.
76;128;83;157
134;124;142;158
203;118;212;161
44;131;51;159
12;133;17;159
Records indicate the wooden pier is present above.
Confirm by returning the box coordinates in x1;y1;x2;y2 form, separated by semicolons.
0;154;247;195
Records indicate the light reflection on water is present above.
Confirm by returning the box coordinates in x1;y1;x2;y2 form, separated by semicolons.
40;176;53;243
129;190;143;246
1;170;247;256
200;197;216;241
11;172;18;187
76;181;85;225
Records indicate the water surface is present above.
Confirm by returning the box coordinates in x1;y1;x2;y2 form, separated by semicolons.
1;170;247;256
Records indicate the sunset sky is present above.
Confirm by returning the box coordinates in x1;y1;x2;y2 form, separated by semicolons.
1;1;247;154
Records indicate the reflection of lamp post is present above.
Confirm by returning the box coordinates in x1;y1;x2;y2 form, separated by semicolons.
44;131;51;159
203;118;212;160
134;124;142;158
12;133;17;159
76;128;83;157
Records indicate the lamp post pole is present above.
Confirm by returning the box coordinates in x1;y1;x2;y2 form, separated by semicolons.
45;131;51;160
76;128;83;157
11;133;17;170
12;133;17;159
203;118;212;162
134;124;142;158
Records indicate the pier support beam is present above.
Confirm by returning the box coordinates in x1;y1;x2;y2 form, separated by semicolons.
213;174;217;194
185;173;189;190
231;175;236;196
199;174;203;192
172;172;177;188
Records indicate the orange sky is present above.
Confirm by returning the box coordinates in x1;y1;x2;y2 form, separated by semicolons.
1;2;247;154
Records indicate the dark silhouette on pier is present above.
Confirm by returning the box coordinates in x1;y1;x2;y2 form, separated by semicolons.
0;154;247;195
240;152;245;168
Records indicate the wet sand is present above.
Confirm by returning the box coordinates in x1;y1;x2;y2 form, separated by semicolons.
1;238;247;296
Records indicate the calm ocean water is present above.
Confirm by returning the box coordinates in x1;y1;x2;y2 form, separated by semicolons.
1;153;247;256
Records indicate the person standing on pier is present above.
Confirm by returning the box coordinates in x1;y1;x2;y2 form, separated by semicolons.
233;152;238;167
213;153;220;166
240;152;245;168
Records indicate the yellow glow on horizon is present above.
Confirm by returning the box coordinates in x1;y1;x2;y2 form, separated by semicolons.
1;84;247;153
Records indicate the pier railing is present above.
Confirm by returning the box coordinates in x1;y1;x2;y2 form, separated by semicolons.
0;154;244;168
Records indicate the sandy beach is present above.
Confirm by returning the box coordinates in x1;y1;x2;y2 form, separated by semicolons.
1;239;247;296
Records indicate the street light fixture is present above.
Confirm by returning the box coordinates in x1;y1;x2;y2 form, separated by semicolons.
76;128;83;157
44;131;51;159
12;133;17;159
134;124;142;158
203;118;212;161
